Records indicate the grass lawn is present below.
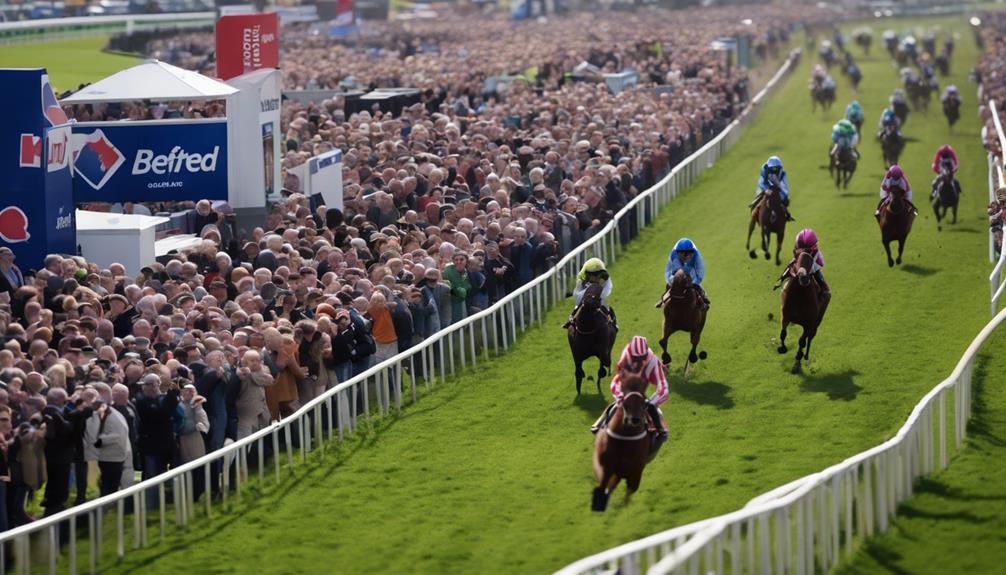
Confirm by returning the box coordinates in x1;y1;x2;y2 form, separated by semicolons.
835;328;1006;575
0;37;135;93
54;15;995;575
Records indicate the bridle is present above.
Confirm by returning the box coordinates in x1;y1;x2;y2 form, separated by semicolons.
606;391;649;441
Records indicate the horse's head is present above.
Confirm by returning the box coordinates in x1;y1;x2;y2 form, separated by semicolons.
939;160;954;181
581;281;603;309
618;375;649;431
794;249;815;286
670;268;692;297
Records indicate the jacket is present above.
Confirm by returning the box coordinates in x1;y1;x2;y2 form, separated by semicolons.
84;407;129;463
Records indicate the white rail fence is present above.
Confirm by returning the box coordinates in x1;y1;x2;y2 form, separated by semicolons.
0;12;215;46
0;49;802;575
558;306;1006;575
988;100;1006;315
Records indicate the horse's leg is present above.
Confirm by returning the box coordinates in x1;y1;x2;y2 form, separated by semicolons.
796;331;807;361
884;239;895;268
775;229;784;266
952;201;958;224
896;237;905;265
747;217;758;259
592;471;614;512
933;201;942;231
659;320;672;365
762;226;771;260
574;357;585;396
778;319;789;354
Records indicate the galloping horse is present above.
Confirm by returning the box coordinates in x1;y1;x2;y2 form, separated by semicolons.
810;80;835;112
880;126;904;167
746;186;786;264
943;94;961;132
892;99;910;126
591;375;652;512
658;269;708;371
830;146;857;189
932;162;961;231
878;187;916;267
567;282;616;395
777;250;830;371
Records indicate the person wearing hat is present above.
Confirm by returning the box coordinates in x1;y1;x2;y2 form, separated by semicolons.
134;373;179;504
231;349;275;440
0;247;24;299
562;257;617;331
105;294;137;339
177;385;209;464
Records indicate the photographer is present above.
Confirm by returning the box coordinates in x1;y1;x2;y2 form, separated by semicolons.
82;389;129;497
42;388;75;517
134;374;180;499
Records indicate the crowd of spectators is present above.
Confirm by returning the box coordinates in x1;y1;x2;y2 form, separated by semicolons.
976;11;1006;254
0;5;831;533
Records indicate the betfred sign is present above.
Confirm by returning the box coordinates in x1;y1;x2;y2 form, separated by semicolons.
216;13;279;81
71;121;228;202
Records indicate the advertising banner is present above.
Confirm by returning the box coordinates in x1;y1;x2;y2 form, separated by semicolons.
71;120;229;203
0;68;76;268
226;68;281;209
216;13;279;81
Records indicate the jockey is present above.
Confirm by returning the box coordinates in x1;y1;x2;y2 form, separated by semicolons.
749;156;794;220
784;228;830;300
877;164;917;216
877;108;901;137
931;144;959;175
845;100;865;128
830;119;860;159
941;84;960;104
811;64;826;84
591;335;669;458
890;88;906;106
563;257;616;330
663;237;709;309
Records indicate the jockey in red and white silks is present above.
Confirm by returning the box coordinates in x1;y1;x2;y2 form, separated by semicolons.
609;335;669;407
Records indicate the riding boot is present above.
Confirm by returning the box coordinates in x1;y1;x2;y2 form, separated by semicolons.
607;307;619;332
875;197;886;218
748;191;764;209
646;403;669;461
654;285;670;308
781;197;794;221
590;402;616;433
814;271;832;300
562;304;581;329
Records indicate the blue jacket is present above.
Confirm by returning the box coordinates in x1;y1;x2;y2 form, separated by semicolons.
757;164;789;202
665;246;705;285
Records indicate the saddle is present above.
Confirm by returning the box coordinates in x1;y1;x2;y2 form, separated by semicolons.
880;196;916;216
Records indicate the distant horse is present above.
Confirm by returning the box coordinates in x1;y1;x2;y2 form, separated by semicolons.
880;126;904;167
932;162;961;231
892;99;910;126
591;375;652;512
658;269;708;371
811;81;836;112
878;187;916;267
830;146;857;189
855;32;872;56
943;94;961;132
747;186;786;265
777;249;830;372
567;282;616;395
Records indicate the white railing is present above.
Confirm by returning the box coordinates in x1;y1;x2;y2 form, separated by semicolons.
0;12;215;46
556;307;1006;575
0;49;802;574
988;100;1006;315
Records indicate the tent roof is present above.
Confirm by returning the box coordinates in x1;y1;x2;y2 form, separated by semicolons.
62;60;238;104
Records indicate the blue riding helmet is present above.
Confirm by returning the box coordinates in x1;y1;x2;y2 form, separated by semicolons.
674;237;695;252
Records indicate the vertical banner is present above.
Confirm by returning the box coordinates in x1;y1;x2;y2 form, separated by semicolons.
0;69;75;268
226;68;281;209
215;12;279;81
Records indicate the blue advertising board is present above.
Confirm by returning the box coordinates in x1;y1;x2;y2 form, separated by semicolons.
71;120;228;203
0;68;76;269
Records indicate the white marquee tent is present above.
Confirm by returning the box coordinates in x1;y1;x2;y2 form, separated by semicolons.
62;59;237;104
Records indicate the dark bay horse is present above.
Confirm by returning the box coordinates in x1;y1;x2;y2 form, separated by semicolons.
943;95;960;132
878;187;916;267
830;146;857;189
568;282;616;395
591;375;652;512
777;250;830;372
810;81;835;112
746;187;786;265
932;163;960;231
658;269;707;371
880;126;904;167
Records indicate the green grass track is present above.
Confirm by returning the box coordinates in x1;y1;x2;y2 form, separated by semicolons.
0;37;135;93
105;15;995;574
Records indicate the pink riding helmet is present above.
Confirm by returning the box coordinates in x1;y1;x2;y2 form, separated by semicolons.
628;335;650;358
796;228;819;250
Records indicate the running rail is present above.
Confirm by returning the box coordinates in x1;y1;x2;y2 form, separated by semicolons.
0;12;214;46
558;306;1006;575
0;47;803;575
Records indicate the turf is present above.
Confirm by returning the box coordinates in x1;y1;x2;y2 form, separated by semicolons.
80;15;995;575
0;37;135;93
834;328;1006;575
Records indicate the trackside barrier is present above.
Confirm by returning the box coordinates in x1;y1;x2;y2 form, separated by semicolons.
0;13;215;46
556;307;1006;575
0;49;802;574
988;100;1006;315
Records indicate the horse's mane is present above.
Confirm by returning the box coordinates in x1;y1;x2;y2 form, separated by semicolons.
620;374;647;395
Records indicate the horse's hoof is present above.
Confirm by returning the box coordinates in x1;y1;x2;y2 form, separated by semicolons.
591;488;608;512
749;250;757;260
796;350;804;361
777;345;788;354
699;351;708;360
791;362;803;375
661;353;671;365
688;353;698;364
764;252;770;260
888;259;895;268
896;257;902;265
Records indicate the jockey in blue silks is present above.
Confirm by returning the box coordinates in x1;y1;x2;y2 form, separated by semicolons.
660;237;709;309
749;155;794;221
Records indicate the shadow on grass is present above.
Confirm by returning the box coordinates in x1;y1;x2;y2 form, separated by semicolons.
572;391;609;419
670;379;735;409
947;226;981;234
799;369;863;401
839;191;874;198
860;540;912;575
898;504;990;524
900;264;938;276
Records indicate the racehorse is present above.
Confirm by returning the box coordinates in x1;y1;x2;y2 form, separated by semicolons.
932;162;961;231
777;249;829;372
830;146;857;189
810;81;835;112
591;375;652;512
567;282;616;395
892;99;910;126
943;94;961;132
746;185;786;265
905;76;931;112
658;269;708;372
878;186;916;267
880;126;904;167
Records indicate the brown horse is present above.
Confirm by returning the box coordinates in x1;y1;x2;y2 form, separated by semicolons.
878;187;916;267
830;146;857;189
932;162;960;231
591;375;652;512
777;250;830;373
658;269;707;370
567;282;616;395
746;187;786;265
